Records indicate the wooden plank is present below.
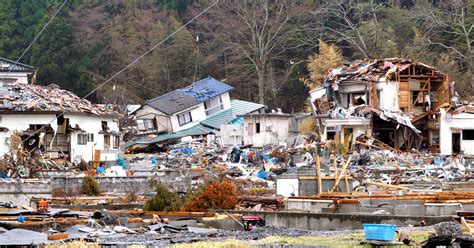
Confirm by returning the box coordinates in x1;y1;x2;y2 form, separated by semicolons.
332;156;352;192
461;217;474;233
367;181;409;190
316;155;322;196
69;209;217;218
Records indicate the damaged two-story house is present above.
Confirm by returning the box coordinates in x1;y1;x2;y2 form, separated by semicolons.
309;58;472;155
128;77;264;149
0;83;120;164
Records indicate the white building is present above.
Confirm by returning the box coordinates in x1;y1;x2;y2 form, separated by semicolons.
0;57;34;85
439;106;474;156
241;113;293;147
0;83;120;164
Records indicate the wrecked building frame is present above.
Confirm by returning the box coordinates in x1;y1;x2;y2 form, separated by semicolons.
311;58;451;152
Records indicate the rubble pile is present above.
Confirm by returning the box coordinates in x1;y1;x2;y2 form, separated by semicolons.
0;83;118;116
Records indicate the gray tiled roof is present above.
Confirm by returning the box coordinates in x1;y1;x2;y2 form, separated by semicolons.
0;57;34;72
145;77;233;115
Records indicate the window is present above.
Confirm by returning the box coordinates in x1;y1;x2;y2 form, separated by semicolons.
114;136;120;149
101;121;108;131
178;112;192;126
104;134;110;148
462;130;474;140
204;95;224;116
137;119;155;131
77;134;87;145
87;133;94;142
376;89;383;107
256;123;261;134
351;92;367;106
326;126;337;140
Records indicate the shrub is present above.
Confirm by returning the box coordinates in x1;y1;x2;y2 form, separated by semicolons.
144;182;182;211
83;176;101;196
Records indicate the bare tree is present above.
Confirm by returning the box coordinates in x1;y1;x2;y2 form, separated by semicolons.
414;1;473;88
321;1;386;59
215;0;309;104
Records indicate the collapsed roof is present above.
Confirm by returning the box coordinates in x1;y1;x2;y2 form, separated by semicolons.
146;77;234;115
0;83;118;116
325;57;447;84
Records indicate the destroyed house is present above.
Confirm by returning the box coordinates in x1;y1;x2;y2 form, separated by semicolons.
134;77;234;135
311;58;453;153
0;57;34;85
128;77;264;149
0;83;120;164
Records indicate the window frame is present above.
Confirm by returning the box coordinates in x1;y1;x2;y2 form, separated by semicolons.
137;119;155;131
177;111;193;126
114;136;120;149
77;133;87;145
204;95;224;116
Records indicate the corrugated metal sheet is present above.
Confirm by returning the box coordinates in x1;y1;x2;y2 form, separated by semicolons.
200;99;264;129
125;124;215;148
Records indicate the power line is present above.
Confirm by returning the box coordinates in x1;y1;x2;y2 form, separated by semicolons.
21;0;219;143
82;0;219;99
1;0;68;81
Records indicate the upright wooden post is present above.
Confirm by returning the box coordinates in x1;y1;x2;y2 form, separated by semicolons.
316;155;322;195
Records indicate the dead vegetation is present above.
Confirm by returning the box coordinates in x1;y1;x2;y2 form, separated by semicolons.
183;180;238;212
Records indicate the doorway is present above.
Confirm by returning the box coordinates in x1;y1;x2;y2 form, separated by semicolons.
452;133;461;154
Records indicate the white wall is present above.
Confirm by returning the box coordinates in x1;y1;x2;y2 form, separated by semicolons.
170;103;206;132
0;72;30;84
219;124;243;146
440;109;474;155
242;116;290;147
68;114;119;163
220;92;232;110
375;80;399;111
276;178;299;197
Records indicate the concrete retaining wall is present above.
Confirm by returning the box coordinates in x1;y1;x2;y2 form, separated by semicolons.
0;181;51;207
229;210;452;231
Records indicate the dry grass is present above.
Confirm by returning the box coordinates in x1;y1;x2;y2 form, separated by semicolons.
172;239;248;248
45;241;99;248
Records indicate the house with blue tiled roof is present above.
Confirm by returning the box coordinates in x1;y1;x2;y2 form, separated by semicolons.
130;77;264;148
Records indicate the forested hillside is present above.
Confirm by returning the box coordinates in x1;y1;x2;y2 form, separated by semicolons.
0;0;472;112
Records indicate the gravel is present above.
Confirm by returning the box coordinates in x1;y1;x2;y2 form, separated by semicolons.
98;225;434;246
